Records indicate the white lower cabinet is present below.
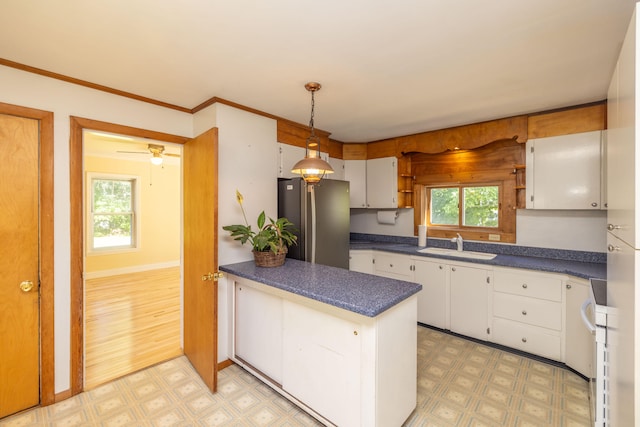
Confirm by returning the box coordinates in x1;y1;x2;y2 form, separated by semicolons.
491;267;562;361
349;249;374;274
564;279;593;378
282;300;361;427
231;275;417;427
374;252;414;280
234;282;283;383
412;258;448;329
450;264;492;341
352;249;593;375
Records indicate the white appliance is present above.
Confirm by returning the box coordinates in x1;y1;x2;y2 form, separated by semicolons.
581;278;609;426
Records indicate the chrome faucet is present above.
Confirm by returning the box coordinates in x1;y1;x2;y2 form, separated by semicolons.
451;233;463;251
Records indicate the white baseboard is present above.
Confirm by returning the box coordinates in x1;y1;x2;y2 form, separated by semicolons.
84;260;181;280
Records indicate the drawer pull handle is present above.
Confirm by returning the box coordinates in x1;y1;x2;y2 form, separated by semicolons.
390;264;393;267
522;337;527;343
452;267;456;272
522;310;527;315
522;283;528;289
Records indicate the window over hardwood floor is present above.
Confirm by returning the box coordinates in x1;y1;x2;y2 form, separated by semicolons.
87;173;140;252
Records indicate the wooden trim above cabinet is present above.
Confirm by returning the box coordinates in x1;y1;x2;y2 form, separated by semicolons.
527;102;606;139
276;120;343;159
365;115;528;157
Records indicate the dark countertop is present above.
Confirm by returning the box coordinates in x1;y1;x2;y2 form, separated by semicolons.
350;241;607;280
220;258;422;318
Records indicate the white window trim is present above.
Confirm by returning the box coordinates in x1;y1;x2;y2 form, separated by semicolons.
86;172;141;255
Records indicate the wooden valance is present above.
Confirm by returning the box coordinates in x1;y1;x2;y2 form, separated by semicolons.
392;115;528;155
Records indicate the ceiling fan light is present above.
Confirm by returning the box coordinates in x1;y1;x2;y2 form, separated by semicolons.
150;153;163;165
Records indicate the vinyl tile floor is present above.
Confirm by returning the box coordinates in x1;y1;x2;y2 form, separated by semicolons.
1;326;592;426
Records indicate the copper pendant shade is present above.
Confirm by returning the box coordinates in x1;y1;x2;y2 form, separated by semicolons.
291;82;334;184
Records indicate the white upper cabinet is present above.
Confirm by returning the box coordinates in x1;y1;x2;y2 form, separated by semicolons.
526;130;603;210
366;157;398;208
344;160;367;207
277;143;343;180
344;157;398;208
327;156;345;181
278;143;306;179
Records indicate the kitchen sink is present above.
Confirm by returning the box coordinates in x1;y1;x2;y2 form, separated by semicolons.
417;247;497;260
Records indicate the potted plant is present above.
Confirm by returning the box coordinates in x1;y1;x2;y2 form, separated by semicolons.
222;190;297;267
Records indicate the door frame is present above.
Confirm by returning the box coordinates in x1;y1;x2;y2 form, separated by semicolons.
0;101;55;406
69;116;189;394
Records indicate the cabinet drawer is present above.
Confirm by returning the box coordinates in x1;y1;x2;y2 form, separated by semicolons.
492;318;561;361
493;269;561;301
493;292;561;331
374;254;413;279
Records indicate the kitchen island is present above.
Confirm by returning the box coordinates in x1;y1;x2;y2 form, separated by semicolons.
220;258;422;427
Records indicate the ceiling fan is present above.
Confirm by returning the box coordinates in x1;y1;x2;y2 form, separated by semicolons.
117;143;180;165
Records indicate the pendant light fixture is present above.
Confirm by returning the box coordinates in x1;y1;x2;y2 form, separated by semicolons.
291;82;334;185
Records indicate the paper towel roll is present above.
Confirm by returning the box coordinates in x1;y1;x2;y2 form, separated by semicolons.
376;210;398;225
418;224;427;247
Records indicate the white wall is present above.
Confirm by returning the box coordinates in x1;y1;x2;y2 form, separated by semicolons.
0;65;193;393
516;209;607;252
350;208;415;237
349;206;608;252
193;103;278;363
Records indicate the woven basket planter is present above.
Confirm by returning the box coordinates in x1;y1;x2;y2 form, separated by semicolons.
252;247;287;267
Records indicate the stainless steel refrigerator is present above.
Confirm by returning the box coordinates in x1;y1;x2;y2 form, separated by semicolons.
278;177;350;269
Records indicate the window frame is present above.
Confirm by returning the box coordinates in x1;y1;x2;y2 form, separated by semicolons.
424;181;504;236
86;172;141;254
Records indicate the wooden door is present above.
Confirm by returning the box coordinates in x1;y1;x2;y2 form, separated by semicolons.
183;128;219;392
0;114;40;417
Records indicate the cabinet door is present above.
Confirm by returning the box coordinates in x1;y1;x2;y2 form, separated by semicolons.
413;259;448;329
344;160;367;208
450;265;491;341
526;131;602;209
564;279;593;378
277;143;306;179
366;157;398;208
282;300;361;427
373;252;414;280
349;250;374;274
327;156;345;181
235;283;283;383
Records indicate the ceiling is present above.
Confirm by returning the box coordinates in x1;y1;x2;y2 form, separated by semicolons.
84;131;182;165
1;1;635;142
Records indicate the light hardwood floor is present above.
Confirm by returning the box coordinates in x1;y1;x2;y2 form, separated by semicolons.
84;266;182;390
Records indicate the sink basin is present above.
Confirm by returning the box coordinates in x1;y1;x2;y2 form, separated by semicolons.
417;247;497;260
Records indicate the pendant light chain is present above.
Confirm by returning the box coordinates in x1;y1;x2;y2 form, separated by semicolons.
309;89;316;138
291;81;334;185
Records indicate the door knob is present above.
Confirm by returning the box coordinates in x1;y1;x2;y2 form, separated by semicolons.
20;280;34;292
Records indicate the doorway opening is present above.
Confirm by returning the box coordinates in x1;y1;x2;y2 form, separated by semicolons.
82;130;183;389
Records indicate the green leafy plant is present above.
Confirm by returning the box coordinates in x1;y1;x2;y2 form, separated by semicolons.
222;190;297;254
